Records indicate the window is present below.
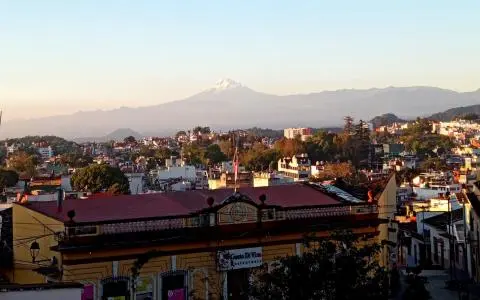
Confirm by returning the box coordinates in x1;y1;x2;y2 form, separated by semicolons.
160;271;187;300
135;276;154;300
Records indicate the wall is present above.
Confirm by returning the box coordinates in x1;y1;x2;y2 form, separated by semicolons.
377;174;398;268
11;204;64;284
0;288;82;300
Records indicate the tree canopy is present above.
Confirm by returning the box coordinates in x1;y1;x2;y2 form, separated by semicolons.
71;164;130;194
0;169;19;190
249;231;387;300
7;151;39;178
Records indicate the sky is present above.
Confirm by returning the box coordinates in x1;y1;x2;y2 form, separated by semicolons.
1;0;480;120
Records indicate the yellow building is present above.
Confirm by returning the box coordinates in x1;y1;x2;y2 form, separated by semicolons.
6;183;392;300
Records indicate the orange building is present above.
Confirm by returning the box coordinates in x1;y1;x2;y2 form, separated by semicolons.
6;181;397;300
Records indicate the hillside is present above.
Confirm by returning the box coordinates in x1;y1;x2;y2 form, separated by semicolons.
73;128;143;143
1;79;479;139
428;104;480;121
370;113;407;128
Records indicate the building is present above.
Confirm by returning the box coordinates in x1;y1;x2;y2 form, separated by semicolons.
252;172;294;187
283;128;312;142
37;146;54;160
277;154;311;182
0;283;83;300
208;171;253;190
5;183;395;299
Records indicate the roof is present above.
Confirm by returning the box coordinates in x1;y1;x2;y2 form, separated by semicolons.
20;184;341;224
423;208;464;231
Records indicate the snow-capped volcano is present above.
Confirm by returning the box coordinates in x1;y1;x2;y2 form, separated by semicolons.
208;78;244;92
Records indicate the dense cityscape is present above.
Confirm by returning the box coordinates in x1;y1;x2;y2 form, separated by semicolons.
0;112;480;299
3;1;480;300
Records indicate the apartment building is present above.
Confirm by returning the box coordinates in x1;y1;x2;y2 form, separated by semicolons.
283;127;313;142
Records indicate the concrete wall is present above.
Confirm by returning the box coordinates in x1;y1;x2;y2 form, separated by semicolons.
11;204;64;284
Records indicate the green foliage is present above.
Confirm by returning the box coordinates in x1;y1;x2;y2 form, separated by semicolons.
249;231;387;300
182;143;205;165
7;151;39;177
2;135;79;155
204;144;227;165
71;164;130;194
245;127;283;138
59;153;93;168
192;126;211;134
242;143;281;171
0;169;19;190
123;136;137;144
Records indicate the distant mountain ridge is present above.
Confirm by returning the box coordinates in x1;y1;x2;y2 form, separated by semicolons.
428;104;480;121
73;128;143;143
1;79;479;139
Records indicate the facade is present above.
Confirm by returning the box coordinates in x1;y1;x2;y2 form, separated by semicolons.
0;283;83;300
37;146;54;160
277;154;311;182
208;172;253;190
252;172;294;187
283;128;312;142
6;184;388;300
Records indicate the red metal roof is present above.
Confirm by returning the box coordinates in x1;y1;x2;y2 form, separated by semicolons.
22;184;340;223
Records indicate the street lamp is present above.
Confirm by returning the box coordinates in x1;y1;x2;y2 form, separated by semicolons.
30;241;40;263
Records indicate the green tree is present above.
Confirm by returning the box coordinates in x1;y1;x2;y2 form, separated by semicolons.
59;153;93;168
249;231;387;300
0;169;19;190
203;144;227;165
124;136;137;144
7;151;39;178
182;143;204;165
71;164;130;194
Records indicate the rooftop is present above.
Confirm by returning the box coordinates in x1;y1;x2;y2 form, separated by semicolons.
423;208;464;231
21;184;341;224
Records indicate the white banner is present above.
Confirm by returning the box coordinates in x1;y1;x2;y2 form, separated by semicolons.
218;247;263;271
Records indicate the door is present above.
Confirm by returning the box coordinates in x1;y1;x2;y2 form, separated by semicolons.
227;269;250;300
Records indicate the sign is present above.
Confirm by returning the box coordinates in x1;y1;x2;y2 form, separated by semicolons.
429;199;449;212
218;247;263;271
81;284;94;300
168;288;185;300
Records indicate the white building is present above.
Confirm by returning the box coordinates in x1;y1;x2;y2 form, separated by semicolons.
125;173;145;195
253;172;294;187
37;146;54;160
283;128;313;142
277;154;311;182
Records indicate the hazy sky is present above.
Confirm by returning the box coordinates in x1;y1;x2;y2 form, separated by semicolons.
1;1;480;120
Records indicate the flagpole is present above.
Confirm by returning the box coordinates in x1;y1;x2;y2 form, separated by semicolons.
233;134;239;193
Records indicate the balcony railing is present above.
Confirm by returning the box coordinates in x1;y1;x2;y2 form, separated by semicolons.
64;204;378;238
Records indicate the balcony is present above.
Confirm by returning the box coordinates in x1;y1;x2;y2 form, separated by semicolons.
63;204;378;239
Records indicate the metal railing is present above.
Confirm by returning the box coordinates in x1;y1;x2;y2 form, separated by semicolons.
65;204;378;237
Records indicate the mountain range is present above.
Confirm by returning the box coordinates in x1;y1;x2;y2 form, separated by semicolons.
1;79;479;139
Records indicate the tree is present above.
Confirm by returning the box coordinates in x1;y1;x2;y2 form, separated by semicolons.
181;143;204;166
7;151;38;178
124;136;137;144
0;169;19;190
219;140;234;159
203;144;227;165
59;153;93;168
71;164;130;194
249;231;387;300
